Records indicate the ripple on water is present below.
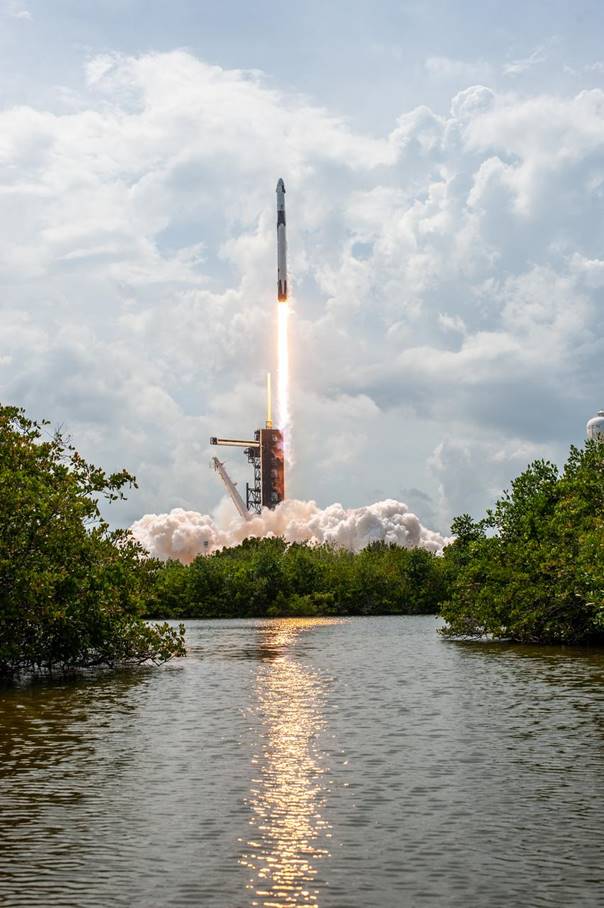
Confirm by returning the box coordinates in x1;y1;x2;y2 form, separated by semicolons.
0;616;602;907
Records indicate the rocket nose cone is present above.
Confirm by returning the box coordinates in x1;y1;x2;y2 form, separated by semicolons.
276;178;285;193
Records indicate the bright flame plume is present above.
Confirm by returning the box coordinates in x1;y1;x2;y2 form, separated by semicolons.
278;303;292;464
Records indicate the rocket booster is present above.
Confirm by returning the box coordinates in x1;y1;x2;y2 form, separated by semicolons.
276;178;287;302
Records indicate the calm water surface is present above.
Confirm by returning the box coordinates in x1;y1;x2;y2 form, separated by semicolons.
0;617;603;907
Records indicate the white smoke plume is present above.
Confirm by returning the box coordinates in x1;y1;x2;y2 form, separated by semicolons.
130;498;451;564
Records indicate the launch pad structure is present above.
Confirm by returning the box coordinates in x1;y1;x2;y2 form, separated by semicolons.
210;374;285;517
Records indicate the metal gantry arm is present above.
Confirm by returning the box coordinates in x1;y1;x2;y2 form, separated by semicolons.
210;457;251;522
210;437;259;449
210;435;262;516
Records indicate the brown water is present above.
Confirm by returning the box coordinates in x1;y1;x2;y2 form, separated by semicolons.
0;616;602;907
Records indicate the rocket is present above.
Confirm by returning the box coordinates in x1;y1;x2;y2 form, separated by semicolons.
276;178;287;302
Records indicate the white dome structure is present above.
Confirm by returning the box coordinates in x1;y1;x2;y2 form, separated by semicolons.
586;409;604;441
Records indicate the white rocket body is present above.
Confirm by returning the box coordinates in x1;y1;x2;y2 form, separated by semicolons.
276;178;287;302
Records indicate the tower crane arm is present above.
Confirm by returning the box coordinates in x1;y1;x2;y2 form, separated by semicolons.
210;457;251;522
210;437;259;449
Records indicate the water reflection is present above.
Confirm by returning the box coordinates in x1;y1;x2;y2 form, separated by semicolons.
0;668;155;905
1;618;601;907
0;669;151;783
240;619;338;907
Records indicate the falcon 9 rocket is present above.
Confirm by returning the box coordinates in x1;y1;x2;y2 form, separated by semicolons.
276;178;287;302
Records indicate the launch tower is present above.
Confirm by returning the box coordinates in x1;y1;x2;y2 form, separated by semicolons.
209;375;285;515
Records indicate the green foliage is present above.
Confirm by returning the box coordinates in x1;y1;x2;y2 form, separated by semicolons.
144;534;448;619
0;405;185;678
440;441;604;643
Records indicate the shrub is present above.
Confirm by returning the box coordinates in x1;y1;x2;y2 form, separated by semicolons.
0;405;185;678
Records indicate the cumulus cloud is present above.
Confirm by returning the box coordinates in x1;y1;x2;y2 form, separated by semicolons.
0;49;603;533
130;498;450;562
429;437;544;529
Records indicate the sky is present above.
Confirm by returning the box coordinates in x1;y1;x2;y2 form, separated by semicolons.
1;0;604;533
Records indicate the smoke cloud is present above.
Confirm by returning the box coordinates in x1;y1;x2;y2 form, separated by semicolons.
130;498;451;563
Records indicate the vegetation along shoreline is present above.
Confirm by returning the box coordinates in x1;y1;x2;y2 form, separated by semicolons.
1;403;603;681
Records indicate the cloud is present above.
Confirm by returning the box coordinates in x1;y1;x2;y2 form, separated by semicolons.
429;437;544;529
425;56;491;82
503;45;548;76
3;1;31;20
0;50;603;535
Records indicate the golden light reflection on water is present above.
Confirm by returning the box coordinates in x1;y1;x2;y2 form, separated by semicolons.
240;619;338;908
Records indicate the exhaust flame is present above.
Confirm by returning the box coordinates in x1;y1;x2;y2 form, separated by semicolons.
130;498;451;564
277;303;292;465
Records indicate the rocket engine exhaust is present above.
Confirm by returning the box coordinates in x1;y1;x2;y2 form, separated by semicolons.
131;499;451;563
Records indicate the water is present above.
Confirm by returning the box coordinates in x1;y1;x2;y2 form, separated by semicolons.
0;616;602;907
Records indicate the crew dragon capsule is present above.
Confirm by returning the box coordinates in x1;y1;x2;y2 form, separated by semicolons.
276;178;287;302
